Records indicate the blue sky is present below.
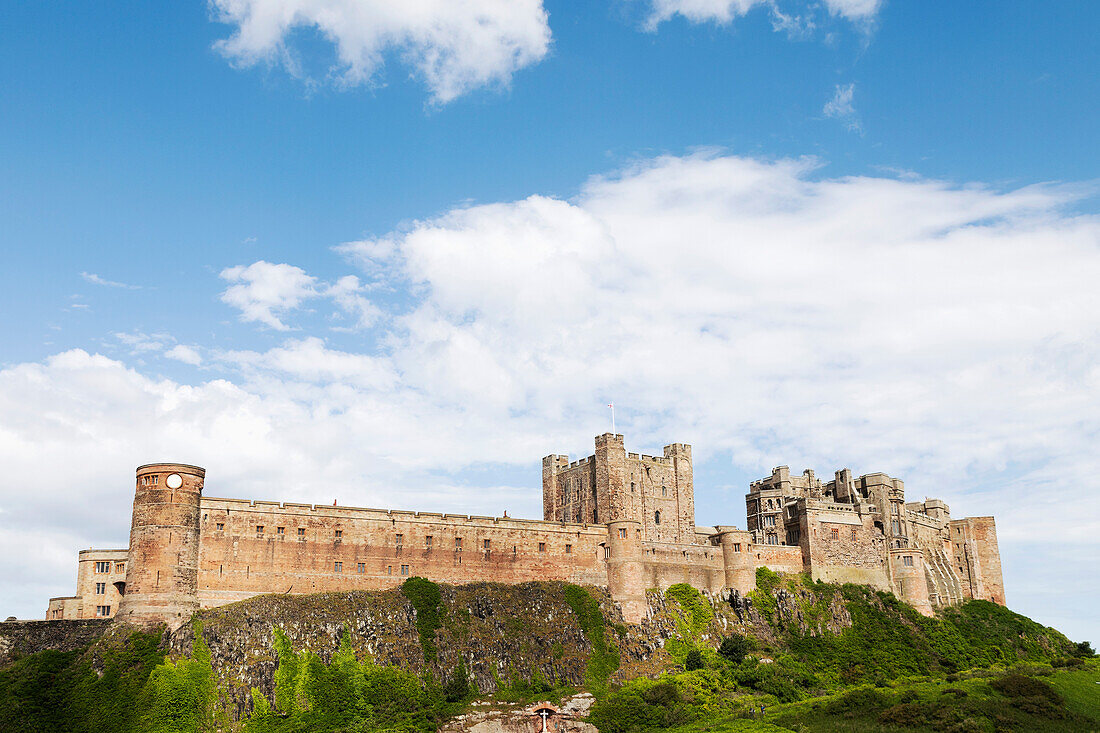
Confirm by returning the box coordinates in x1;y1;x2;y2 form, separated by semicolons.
1;1;1098;641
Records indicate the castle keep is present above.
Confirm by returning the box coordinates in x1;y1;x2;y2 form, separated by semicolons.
47;434;1004;625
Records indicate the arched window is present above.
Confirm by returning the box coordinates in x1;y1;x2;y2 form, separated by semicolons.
654;510;661;525
662;485;668;497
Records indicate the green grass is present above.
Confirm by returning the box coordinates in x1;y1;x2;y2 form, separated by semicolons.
1046;660;1100;722
767;666;1100;733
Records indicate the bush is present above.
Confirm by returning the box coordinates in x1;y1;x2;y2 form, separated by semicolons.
684;650;704;671
443;664;471;703
718;634;749;665
823;686;889;718
1074;640;1096;658
641;681;680;706
989;673;1061;702
878;702;927;727
402;577;444;663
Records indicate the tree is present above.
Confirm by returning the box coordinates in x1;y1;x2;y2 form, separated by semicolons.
1074;640;1095;658
718;634;749;665
684;649;704;671
443;664;471;703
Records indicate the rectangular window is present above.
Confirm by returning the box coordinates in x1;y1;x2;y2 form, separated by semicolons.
538;542;546;553
733;543;741;552
565;544;572;554
114;562;125;573
387;565;392;575
618;527;627;539
298;527;306;538
334;529;342;541
830;528;839;540
395;534;403;550
400;565;409;576
94;561;110;573
95;605;111;617
216;522;224;531
903;555;914;567
767;534;778;545
850;528;857;539
425;536;433;550
256;525;264;535
357;562;365;574
603;546;610;559
483;539;491;550
891;520;901;535
334;561;342;572
455;537;463;551
95;582;106;594
764;515;776;527
277;527;285;537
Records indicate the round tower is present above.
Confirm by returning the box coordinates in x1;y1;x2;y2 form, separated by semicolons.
605;518;646;623
117;463;205;627
716;527;756;594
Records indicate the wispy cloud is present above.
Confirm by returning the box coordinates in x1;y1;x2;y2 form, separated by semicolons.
80;272;141;290
646;0;882;33
824;82;861;132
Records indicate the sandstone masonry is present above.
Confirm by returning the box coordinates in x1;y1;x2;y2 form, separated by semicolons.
46;434;1004;625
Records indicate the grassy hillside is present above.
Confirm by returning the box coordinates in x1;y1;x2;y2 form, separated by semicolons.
0;572;1093;732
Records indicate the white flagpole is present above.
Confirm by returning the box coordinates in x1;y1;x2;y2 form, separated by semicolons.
608;403;615;433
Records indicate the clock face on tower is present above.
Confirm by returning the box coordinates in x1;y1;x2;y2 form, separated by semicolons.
165;473;183;489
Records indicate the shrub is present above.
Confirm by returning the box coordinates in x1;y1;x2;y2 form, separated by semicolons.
1075;640;1096;658
402;577;444;663
642;681;680;706
718;634;749;665
684;649;704;671
989;673;1061;702
443;664;471;703
823;686;889;718
878;702;927;728
665;584;714;638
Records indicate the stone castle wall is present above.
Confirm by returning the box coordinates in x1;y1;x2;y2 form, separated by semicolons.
194;498;607;609
45;433;1006;626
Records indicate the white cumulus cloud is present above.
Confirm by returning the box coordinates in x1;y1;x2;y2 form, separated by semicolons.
219;261;320;330
209;0;552;103
165;345;203;366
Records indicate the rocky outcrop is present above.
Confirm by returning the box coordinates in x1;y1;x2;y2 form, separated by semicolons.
0;618;110;666
441;696;598;733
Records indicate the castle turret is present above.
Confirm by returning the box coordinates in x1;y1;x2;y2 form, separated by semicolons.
542;454;569;521
594;433;627;523
715;527;755;594
664;443;695;543
605;518;645;622
117;463;204;627
889;547;933;616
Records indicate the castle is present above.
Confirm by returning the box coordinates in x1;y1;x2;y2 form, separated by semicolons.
46;434;1004;626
